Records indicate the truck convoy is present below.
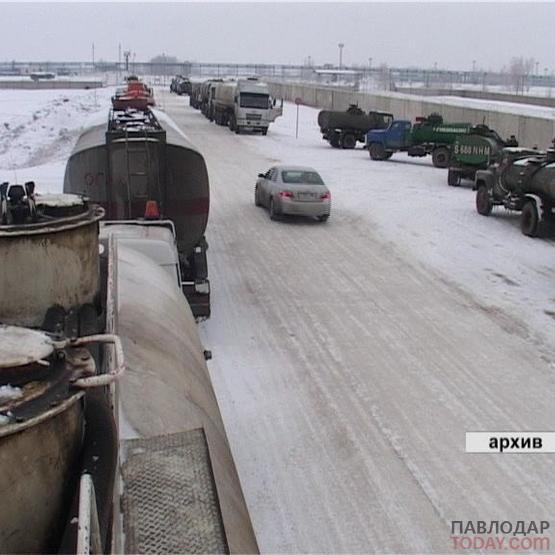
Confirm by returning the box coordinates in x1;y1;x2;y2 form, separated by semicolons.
474;144;555;237
447;126;518;186
63;107;211;318
317;105;393;148
211;78;283;134
366;113;473;168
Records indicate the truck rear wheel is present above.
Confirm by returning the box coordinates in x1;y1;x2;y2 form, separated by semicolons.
476;184;492;216
521;199;540;237
329;134;341;148
432;147;450;168
341;133;356;149
448;169;461;187
369;142;386;161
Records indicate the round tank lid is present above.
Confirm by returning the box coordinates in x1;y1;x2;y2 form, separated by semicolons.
0;325;54;369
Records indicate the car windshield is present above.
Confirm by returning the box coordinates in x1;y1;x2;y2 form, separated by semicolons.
281;171;324;185
239;93;270;109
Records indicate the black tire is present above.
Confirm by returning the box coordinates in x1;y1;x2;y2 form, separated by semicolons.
432;147;450;168
448;169;461;187
261;128;268;136
383;152;393;160
341;133;356;149
521;199;540;237
254;186;262;207
369;142;386;161
317;214;329;222
269;198;279;220
235;125;241;135
228;115;236;132
476;184;492;216
329;134;341;148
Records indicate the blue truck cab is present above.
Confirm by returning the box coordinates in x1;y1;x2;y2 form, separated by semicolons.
367;120;412;150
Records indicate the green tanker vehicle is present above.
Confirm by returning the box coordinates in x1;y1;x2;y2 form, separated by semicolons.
366;113;474;168
447;126;518;186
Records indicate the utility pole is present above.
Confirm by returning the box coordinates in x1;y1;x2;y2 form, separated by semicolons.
118;43;121;83
124;50;131;73
92;42;95;73
338;43;344;70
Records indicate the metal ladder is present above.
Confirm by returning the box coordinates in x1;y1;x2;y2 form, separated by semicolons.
123;127;159;219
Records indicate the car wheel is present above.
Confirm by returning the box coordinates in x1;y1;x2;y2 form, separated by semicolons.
269;198;279;220
255;186;262;206
317;214;329;222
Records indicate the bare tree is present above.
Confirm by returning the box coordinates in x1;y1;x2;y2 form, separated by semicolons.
508;57;535;94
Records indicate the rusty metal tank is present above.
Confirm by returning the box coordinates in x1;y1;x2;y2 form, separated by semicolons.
0;190;104;328
0;325;89;553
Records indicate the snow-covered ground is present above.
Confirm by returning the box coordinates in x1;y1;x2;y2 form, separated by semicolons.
0;87;113;189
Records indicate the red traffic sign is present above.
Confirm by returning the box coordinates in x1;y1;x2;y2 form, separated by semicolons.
295;97;303;105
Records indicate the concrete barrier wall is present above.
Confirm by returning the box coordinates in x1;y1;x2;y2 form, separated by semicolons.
269;81;555;148
0;80;103;90
396;88;555;109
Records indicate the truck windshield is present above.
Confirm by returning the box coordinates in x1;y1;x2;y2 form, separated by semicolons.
240;93;270;109
282;171;325;185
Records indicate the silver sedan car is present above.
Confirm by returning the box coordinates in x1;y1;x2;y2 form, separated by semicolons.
254;165;331;222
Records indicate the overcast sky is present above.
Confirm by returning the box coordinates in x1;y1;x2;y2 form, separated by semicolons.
1;2;552;71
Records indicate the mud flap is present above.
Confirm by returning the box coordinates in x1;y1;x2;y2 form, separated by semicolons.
182;280;211;319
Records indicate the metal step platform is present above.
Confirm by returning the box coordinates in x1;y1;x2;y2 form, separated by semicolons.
120;429;229;554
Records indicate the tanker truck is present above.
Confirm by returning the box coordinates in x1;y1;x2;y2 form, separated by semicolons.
0;187;258;553
366;113;473;168
64;107;211;318
474;144;555;236
447;126;518;186
317;105;393;149
212;78;283;135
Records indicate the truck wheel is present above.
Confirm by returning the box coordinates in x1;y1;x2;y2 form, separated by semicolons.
476;184;492;216
432;147;450;168
521;199;540;237
229;115;236;132
369;142;386;161
341;133;356;149
448;169;461;187
235;126;241;135
329;134;341;148
261;128;268;136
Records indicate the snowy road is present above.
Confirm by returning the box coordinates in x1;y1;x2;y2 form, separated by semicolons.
161;91;555;553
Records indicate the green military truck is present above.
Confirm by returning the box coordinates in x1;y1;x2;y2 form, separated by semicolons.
366;113;474;168
447;126;518;186
318;105;393;149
